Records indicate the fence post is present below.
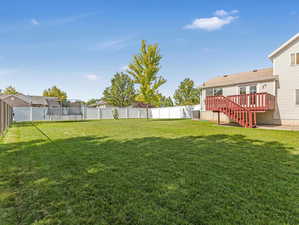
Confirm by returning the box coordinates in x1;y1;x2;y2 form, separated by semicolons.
44;107;46;121
126;108;129;119
97;107;100;120
138;110;141;119
30;106;33;121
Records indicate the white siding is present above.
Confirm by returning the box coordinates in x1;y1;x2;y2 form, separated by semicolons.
272;38;299;120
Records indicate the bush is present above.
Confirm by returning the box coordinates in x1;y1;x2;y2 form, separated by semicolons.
112;109;119;120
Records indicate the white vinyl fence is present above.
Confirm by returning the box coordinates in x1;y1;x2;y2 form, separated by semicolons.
13;105;200;122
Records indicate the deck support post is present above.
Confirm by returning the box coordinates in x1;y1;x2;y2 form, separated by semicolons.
217;111;220;125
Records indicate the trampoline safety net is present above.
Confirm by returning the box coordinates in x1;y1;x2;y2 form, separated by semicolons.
47;99;84;119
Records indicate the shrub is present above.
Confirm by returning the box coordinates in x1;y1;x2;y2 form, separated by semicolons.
112;109;119;120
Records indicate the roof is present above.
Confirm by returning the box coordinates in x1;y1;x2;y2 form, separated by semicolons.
268;33;299;60
0;94;58;105
202;68;277;88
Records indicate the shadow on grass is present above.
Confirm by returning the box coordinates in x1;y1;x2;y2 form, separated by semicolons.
0;134;298;225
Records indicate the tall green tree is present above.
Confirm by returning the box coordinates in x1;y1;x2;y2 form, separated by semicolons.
127;40;166;119
173;78;201;105
158;95;174;107
43;86;67;101
3;86;18;95
102;73;135;107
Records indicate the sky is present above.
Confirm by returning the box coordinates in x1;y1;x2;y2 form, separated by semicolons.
0;0;299;101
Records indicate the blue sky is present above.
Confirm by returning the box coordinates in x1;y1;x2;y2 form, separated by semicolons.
0;0;298;100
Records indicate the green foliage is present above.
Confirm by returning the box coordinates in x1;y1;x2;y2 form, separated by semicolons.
157;95;174;107
2;86;19;95
173;78;201;105
127;40;166;109
1;120;298;224
42;86;67;101
112;109;119;120
102;73;135;107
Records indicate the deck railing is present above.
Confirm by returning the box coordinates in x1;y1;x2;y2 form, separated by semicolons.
206;93;275;112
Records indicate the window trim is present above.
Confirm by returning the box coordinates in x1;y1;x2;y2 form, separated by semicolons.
290;52;299;66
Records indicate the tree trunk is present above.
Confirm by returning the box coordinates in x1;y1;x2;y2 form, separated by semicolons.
146;104;149;120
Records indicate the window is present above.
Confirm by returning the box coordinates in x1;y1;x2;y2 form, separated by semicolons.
296;89;299;105
206;88;213;97
249;85;257;104
249;85;257;94
213;88;223;96
291;53;296;65
239;86;246;95
206;88;223;96
291;53;299;66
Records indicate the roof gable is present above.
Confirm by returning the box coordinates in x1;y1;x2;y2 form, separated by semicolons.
268;33;299;60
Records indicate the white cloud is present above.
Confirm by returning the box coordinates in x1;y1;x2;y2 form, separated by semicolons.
214;10;228;17
85;74;98;81
231;10;239;14
184;9;239;31
88;39;130;51
51;12;97;25
93;39;128;51
31;19;40;25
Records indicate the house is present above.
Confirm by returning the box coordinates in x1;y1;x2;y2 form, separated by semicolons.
0;94;59;107
200;33;299;127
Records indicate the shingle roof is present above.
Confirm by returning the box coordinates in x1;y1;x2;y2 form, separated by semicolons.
202;68;277;88
0;94;58;105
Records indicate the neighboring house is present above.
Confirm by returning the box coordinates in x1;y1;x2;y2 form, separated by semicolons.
0;94;59;107
200;33;299;127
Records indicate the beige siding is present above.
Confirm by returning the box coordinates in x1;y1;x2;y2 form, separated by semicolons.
272;38;299;121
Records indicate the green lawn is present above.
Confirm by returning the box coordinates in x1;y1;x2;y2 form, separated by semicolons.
0;119;298;225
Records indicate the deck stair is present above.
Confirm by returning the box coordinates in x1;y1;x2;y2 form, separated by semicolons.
205;93;275;128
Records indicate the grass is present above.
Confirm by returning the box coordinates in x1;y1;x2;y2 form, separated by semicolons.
0;119;298;225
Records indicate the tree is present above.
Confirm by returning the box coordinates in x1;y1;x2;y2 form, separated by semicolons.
3;86;18;95
173;78;201;105
102;73;135;107
158;95;174;107
43;86;67;101
127;40;166;119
